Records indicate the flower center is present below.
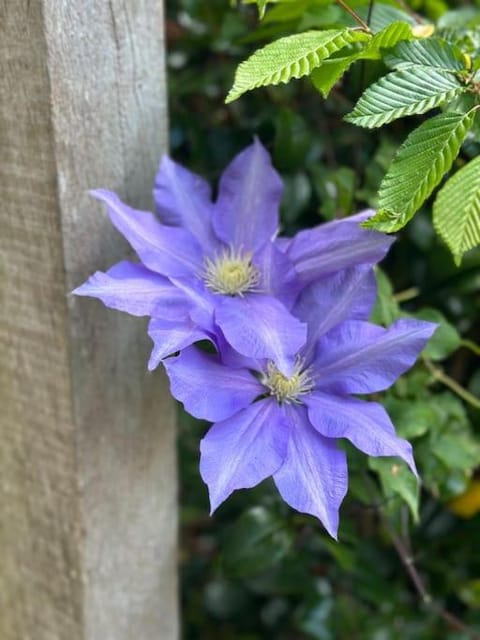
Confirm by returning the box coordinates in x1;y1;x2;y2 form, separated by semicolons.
262;358;314;404
204;248;260;296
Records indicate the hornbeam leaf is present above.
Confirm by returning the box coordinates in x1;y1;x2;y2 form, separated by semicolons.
310;54;359;97
311;23;413;98
226;29;370;103
362;111;475;232
360;22;414;60
433;155;480;264
385;38;466;71
345;66;465;128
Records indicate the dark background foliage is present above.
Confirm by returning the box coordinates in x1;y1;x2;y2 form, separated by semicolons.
166;2;480;637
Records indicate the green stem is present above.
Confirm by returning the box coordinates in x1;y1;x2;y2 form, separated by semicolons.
461;339;480;356
423;357;480;409
393;287;420;303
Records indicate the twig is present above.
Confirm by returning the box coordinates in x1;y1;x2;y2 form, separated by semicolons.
383;518;480;639
335;0;372;32
423;357;480;409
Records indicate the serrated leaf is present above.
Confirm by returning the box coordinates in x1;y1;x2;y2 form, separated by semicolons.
433;155;480;264
360;21;414;59
362;111;475;232
385;38;466;71
345;66;464;128
226;29;370;103
310;54;358;97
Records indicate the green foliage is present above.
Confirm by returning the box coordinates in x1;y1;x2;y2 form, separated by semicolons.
433;155;480;265
226;29;370;103
169;2;480;637
345;66;465;128
368;457;420;521
385;37;466;71
363;110;475;232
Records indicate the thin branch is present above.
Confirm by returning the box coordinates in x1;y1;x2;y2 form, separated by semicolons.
382;518;480;639
335;0;372;32
423;357;480;409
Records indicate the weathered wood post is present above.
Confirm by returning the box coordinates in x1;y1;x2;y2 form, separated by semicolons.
0;2;178;639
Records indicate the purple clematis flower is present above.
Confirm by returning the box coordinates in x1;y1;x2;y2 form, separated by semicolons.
73;140;393;372
164;266;437;538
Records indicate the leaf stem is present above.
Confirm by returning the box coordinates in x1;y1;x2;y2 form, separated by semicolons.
335;0;372;32
393;286;420;303
461;339;480;356
423;357;480;409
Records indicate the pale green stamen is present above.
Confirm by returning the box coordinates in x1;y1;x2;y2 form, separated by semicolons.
204;247;260;296
262;358;314;404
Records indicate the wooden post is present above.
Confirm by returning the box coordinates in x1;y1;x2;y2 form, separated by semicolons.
0;2;178;639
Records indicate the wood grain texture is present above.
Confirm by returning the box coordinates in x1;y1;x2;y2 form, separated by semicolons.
0;1;178;639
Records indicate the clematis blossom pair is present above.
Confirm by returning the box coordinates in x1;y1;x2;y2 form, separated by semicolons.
73;140;436;537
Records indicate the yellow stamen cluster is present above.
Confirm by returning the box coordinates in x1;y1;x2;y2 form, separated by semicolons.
262;359;314;404
204;247;260;296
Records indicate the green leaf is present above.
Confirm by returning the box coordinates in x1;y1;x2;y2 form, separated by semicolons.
383;397;437;439
345;67;464;128
222;507;293;577
368;457;419;521
310;54;359;97
360;21;414;59
433;155;480;265
385;37;466;71
411;308;461;360
362;111;475;232
370;268;400;325
226;29;370;103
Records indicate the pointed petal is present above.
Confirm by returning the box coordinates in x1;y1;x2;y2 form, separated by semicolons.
273;405;347;539
294;266;376;361
147;318;210;370
315;319;437;394
73;261;189;319
213;139;282;251
286;211;394;283
91;189;203;277
153;156;218;249
306;392;417;475
200;399;289;512
163;346;264;422
215;294;307;376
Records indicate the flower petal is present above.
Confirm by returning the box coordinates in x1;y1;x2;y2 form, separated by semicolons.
147;318;210;370
153;156;218;249
200;399;289;513
256;242;302;309
273;405;347;539
215;294;307;376
91;189;203;277
286;211;394;283
294;265;376;361
73;261;189;319
315;319;437;394
163;346;264;422
306;392;417;475
212;139;282;251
